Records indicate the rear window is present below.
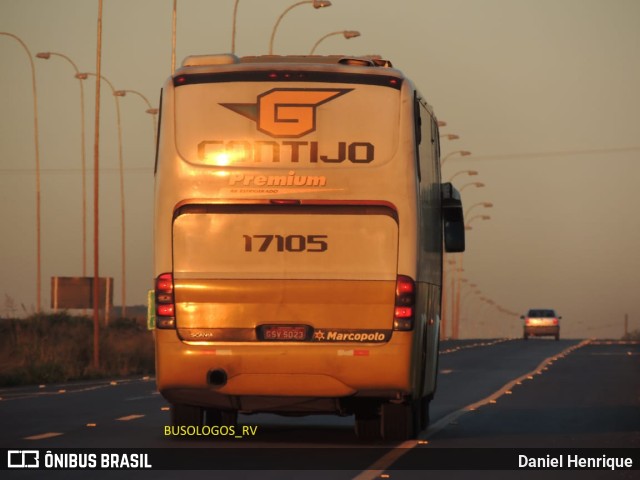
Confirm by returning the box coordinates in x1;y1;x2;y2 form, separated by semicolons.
174;81;400;168
527;309;556;318
172;205;399;281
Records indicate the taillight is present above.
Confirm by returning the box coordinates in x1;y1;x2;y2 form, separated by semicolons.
155;272;176;329
525;317;531;326
393;275;415;331
552;318;558;325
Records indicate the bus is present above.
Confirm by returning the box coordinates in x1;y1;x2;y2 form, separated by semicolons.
153;54;465;440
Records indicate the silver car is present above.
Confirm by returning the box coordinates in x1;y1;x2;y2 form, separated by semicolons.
521;309;561;340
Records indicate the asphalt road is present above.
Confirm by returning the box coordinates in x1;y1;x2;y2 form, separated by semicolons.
1;338;638;479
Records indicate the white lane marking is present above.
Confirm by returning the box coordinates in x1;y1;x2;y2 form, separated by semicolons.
24;432;64;440
125;394;159;401
353;339;592;480
0;377;156;402
117;414;145;421
439;338;511;355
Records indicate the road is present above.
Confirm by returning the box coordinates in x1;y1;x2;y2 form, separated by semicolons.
1;338;638;479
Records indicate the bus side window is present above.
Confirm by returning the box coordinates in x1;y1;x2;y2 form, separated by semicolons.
441;182;466;253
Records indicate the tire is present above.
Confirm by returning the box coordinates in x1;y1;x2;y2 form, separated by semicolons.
354;404;382;441
171;404;203;426
419;396;431;432
555;334;560;341
523;333;529;340
382;400;421;441
205;408;238;426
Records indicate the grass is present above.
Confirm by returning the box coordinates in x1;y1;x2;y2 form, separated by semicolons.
0;313;154;387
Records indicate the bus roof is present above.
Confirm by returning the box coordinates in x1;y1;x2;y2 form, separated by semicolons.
181;54;395;69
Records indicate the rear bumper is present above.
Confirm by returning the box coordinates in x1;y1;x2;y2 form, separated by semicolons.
155;329;414;412
524;326;559;337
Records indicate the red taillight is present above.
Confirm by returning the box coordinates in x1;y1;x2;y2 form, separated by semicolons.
156;273;173;293
157;304;175;317
155;273;175;329
394;275;415;331
552;318;558;325
394;306;413;318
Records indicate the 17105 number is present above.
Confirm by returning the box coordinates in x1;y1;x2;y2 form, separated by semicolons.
243;234;328;253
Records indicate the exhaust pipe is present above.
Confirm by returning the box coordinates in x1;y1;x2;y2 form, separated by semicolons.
207;369;227;386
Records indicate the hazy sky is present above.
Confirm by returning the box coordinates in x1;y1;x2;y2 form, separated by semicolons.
1;0;639;339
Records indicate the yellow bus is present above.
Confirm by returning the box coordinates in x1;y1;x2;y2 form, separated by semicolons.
153;54;465;440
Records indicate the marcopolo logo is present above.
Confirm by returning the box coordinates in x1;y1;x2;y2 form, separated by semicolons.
221;88;352;138
312;329;390;343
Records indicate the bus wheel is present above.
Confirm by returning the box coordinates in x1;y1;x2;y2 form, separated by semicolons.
419;397;431;431
382;400;420;440
205;408;238;426
354;406;382;441
171;404;203;426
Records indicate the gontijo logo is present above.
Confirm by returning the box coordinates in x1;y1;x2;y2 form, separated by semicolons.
221;88;352;138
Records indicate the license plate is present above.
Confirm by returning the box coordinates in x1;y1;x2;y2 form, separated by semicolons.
259;325;309;341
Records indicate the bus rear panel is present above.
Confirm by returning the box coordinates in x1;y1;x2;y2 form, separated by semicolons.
153;54;464;440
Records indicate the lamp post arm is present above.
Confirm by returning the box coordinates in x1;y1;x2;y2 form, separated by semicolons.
1;32;42;312
269;1;309;55
231;0;240;54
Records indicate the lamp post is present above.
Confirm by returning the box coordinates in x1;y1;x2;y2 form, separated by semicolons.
465;214;491;230
459;286;481;337
171;0;177;72
269;0;332;54
447;170;478;183
114;89;159;146
440;133;459;141
309;30;360;54
465;201;493;218
36;51;88;279
77;72;126;320
442;183;481;338
1;32;42;313
452;214;491;338
441;258;461;340
459;181;484;193
231;0;240;54
441;150;471;166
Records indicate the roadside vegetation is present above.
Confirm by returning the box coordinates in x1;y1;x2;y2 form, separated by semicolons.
0;313;154;387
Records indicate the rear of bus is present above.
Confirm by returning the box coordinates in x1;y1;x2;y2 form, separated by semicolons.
153;54;461;440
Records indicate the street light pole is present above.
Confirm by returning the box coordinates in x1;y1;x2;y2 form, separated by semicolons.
447;170;478;183
269;0;332;55
78;72;126;320
0;32;42;313
231;0;240;54
440;133;459;141
36;51;88;279
171;0;177;72
453;214;491;337
459;182;485;193
441;150;471;166
309;30;360;54
92;0;104;368
114;89;159;146
465;214;491;228
465;201;493;218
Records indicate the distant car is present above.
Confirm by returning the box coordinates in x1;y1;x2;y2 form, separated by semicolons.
521;309;561;340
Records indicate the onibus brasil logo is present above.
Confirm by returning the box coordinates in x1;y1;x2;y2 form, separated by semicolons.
221;88;352;138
